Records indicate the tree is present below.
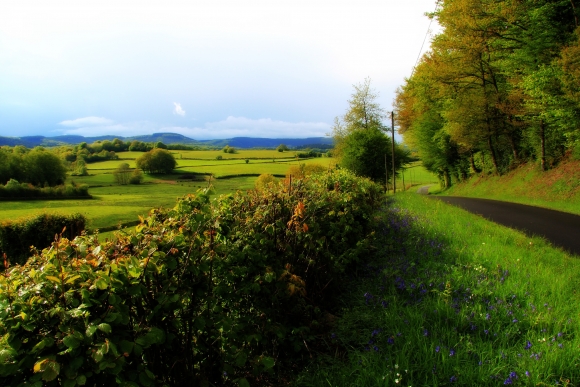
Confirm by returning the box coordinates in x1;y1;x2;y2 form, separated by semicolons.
113;163;132;185
339;128;410;183
135;149;176;174
276;144;289;152
24;148;67;186
333;78;409;184
333;78;387;160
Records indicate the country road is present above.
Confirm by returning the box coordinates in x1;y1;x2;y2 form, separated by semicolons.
431;196;580;256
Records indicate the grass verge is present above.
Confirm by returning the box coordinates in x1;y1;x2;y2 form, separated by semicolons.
295;192;580;386
441;158;580;215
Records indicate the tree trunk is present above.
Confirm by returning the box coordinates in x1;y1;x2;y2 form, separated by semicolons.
470;151;481;173
487;132;499;174
540;119;547;171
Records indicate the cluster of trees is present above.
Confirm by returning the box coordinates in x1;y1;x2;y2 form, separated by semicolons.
222;145;236;153
395;0;580;187
135;149;177;174
334;79;411;184
0;147;67;186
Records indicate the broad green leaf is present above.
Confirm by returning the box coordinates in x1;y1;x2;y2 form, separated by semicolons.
46;276;61;284
76;374;87;385
86;325;98;337
98;323;112;334
238;378;250;387
63;335;80;349
95;278;108;290
261;356;275;370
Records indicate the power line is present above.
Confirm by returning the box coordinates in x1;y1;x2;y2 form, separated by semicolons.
411;0;441;76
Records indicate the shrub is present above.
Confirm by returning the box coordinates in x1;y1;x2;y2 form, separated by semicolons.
0;170;384;386
129;168;144;184
255;173;278;190
286;163;327;180
0;213;87;267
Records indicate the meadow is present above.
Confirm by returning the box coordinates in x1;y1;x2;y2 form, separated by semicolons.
0;150;337;234
295;193;580;386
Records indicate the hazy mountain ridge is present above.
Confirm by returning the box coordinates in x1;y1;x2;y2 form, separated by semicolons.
0;133;334;149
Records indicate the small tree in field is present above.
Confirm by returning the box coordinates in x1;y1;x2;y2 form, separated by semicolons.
129;168;144;184
255;174;279;190
276;144;289;152
113;163;132;185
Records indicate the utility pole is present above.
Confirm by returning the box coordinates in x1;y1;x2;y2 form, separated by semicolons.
385;154;389;193
391;111;396;194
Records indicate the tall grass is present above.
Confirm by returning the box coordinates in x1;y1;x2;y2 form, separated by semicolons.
295;193;580;386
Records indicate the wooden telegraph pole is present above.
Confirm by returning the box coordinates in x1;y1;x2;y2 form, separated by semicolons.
391;111;396;194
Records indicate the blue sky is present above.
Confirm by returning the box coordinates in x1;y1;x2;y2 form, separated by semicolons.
0;0;440;140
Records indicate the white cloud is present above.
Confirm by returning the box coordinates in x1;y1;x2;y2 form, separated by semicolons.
55;115;330;140
59;116;114;127
164;116;331;140
173;102;185;116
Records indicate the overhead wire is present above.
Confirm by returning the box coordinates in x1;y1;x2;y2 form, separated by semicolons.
410;0;441;77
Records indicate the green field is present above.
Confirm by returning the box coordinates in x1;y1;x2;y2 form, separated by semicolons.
296;192;580;386
0;150;336;233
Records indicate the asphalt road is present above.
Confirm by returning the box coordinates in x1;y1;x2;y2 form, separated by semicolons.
430;196;580;256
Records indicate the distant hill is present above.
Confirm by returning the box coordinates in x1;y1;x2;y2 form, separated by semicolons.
199;137;333;148
0;133;334;149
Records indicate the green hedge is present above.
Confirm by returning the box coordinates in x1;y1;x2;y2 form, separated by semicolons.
0;170;384;386
0;213;87;267
0;181;91;200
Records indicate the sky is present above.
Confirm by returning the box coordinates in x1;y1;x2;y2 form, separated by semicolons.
0;0;440;140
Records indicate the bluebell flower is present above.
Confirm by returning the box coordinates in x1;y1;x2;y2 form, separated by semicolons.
525;340;532;350
449;348;455;356
450;375;457;383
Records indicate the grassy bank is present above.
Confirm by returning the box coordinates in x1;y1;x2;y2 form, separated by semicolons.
295;193;580;386
441;158;580;215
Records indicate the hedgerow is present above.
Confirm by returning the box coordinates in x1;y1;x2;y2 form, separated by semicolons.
0;180;90;200
0;169;384;386
0;213;87;268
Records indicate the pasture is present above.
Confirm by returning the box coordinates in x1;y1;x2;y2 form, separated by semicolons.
0;150;337;233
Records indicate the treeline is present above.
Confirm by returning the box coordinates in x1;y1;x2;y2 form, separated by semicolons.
0;147;67;186
396;0;580;187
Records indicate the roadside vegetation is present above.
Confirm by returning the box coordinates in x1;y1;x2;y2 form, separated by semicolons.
395;0;580;189
0;170;385;386
440;157;580;215
295;192;580;386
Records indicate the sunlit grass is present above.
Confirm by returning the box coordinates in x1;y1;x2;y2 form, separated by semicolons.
295;193;580;386
442;159;580;215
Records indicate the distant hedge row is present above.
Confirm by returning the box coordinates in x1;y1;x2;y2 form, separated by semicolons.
0;180;90;200
0;213;87;267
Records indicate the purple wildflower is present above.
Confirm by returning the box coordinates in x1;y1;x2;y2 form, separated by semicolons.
525;340;532;350
435;346;440;353
449;348;455;356
450;375;457;383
